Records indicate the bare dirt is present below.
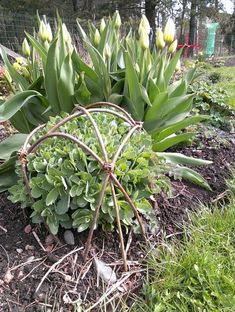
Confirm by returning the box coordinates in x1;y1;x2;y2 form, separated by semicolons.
0;196;145;311
155;125;235;235
224;57;235;67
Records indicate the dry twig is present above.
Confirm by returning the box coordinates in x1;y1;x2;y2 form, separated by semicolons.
0;243;10;269
32;231;46;252
20;258;47;281
36;247;83;293
84;269;145;312
0;224;7;233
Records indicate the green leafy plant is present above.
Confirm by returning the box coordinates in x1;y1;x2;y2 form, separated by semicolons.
0;17;76;133
208;71;221;84
190;81;235;131
8;110;170;235
1;12;204;151
156;152;212;190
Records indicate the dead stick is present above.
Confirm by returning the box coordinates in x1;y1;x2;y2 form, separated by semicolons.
110;181;128;272
84;270;141;312
32;231;46;252
125;228;133;254
111;173;148;243
20;258;47;281
36;247;83;293
83;174;110;260
0;225;7;233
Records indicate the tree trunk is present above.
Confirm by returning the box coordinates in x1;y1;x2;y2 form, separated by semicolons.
188;0;197;57
71;0;79;11
83;0;94;11
179;0;188;44
145;0;156;48
145;0;156;30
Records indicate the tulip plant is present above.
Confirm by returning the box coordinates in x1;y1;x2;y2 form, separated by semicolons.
74;15;208;152
0;12;211;192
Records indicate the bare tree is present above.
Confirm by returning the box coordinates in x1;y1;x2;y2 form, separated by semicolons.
71;0;79;11
188;0;197;56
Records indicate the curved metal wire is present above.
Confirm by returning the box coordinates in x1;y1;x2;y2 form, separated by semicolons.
79;101;136;125
19;103;148;271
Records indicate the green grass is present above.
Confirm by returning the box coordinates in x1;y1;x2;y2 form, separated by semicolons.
208;66;235;108
130;196;235;312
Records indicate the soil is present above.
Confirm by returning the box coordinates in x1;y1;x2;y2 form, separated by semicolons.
156;125;235;235
0;196;145;312
224;57;235;67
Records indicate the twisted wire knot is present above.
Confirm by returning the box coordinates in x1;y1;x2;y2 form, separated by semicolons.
18;148;28;165
102;162;114;173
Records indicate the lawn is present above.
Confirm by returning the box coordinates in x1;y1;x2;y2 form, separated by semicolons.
208;64;235;107
130;191;235;312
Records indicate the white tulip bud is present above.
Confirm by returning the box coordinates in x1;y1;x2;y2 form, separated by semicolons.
94;28;101;46
104;43;111;59
138;15;150;35
163;18;175;44
169;39;178;54
155;28;165;49
114;10;121;28
100;18;106;33
38;20;48;41
139;28;149;50
22;38;31;57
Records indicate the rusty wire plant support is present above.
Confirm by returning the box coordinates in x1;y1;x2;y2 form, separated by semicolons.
19;102;148;271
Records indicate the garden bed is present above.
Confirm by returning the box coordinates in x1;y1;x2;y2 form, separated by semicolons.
0;12;235;311
0;125;234;311
156;126;235;234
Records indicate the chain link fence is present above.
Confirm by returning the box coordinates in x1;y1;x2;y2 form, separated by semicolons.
0;10;79;54
0;9;234;57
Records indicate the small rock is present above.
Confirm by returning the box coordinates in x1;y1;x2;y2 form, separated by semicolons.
17;270;24;279
25;244;34;251
27;256;35;262
24;224;32;234
4;269;14;284
118;285;126;292
64;230;75;245
16;248;23;254
36;292;46;302
64;274;72;282
45;234;55;245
